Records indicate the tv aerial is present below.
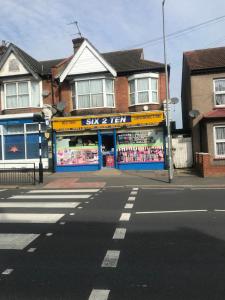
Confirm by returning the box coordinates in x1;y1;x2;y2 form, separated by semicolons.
67;21;82;37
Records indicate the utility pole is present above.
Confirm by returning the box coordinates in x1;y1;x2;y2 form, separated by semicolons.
162;0;173;183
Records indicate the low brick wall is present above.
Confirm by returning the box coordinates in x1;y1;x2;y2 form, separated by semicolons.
196;153;225;177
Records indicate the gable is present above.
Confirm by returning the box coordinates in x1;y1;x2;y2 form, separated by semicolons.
68;47;108;75
0;52;29;77
59;40;117;82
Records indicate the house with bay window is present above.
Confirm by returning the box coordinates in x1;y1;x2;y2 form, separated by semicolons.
0;42;61;168
52;38;167;172
182;46;225;176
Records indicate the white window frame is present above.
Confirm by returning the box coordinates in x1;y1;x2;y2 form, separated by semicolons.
2;79;43;110
72;76;115;110
128;73;159;106
213;125;225;158
0;122;45;161
213;79;225;107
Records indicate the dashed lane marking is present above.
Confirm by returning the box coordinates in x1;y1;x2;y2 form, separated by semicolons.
132;188;139;191
27;248;36;253
88;289;110;300
130;191;138;195
27;189;99;193
136;210;208;214
101;250;120;268
113;228;126;240
125;203;133;209
119;213;131;221
2;269;13;275
46;233;53;237
128;197;136;201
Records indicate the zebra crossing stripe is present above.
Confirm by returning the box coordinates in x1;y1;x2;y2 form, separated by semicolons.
0;202;80;208
10;195;91;199
27;189;99;193
0;234;40;250
0;213;64;223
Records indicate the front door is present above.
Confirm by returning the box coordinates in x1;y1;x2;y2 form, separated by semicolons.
101;133;115;168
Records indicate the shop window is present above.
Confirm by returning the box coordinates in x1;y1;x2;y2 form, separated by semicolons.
129;74;158;105
214;126;225;157
56;134;98;165
117;129;164;163
73;78;115;109
0;123;48;161
4;80;41;109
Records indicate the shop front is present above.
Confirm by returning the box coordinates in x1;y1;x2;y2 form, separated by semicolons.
52;111;165;172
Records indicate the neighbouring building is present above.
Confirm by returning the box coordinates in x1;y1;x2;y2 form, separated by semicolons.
52;38;167;172
182;46;225;176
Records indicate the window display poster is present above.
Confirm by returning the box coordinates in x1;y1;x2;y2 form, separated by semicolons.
56;135;98;166
117;129;164;163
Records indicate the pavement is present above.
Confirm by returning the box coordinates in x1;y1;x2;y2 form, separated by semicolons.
0;168;225;189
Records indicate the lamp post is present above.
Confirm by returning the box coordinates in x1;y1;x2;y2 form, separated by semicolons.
162;0;173;183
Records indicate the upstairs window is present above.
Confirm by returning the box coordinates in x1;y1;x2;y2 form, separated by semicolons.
129;74;159;106
4;80;41;109
73;78;115;109
214;79;225;106
214;126;225;158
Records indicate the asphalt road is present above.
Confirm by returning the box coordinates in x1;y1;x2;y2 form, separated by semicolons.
0;187;225;299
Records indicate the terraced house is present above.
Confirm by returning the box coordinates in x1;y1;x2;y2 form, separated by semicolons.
0;38;168;172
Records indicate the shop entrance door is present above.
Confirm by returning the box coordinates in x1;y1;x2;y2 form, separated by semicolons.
101;133;115;168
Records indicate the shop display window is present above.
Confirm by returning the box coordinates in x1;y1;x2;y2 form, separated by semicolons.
117;129;164;163
57;134;98;166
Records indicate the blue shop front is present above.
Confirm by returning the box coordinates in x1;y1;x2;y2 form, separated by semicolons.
53;111;165;172
0;113;48;168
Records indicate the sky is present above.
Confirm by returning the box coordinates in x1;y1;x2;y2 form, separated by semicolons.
1;0;225;128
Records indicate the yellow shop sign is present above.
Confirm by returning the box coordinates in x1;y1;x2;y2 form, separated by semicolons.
52;111;164;131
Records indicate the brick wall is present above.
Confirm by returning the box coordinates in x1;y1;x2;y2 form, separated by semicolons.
196;152;225;177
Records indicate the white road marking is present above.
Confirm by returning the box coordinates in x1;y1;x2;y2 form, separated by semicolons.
78;207;83;209
0;190;6;192
125;203;133;209
119;213;131;221
132;188;139;191
69;213;75;216
88;289;110;300
60;222;65;225
46;233;53;237
0;234;40;250
2;269;13;275
214;209;225;212
136;210;208;214
101;250;120;268
0;213;64;223
0;202;80;208
85;201;89;204
28;189;99;193
128;197;136;201
27;247;36;253
113;228;126;240
130;191;138;195
191;187;225;190
10;195;90;199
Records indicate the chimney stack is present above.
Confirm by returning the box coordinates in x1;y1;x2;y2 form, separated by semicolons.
72;37;85;53
0;40;7;56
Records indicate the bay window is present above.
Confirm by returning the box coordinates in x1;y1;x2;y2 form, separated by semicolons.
214;79;225;106
214;126;225;157
129;74;159;105
4;80;41;109
73;78;115;109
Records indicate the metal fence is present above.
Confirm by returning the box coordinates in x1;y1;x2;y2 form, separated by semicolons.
0;163;36;185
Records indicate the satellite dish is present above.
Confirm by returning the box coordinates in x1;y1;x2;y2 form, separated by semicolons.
170;97;179;105
189;110;200;118
42;107;53;120
143;105;149;111
56;101;66;112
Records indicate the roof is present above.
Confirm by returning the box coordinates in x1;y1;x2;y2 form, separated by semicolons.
184;46;225;72
102;49;165;73
204;108;225;119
